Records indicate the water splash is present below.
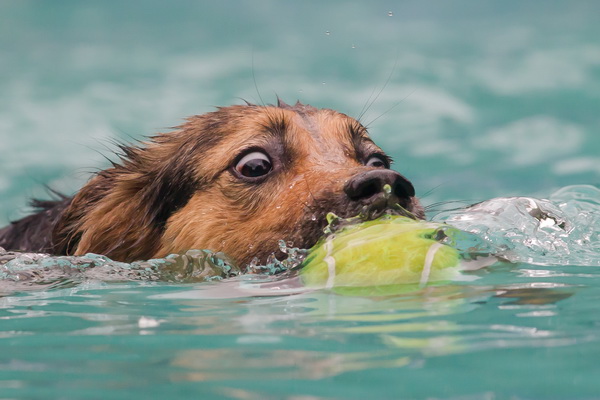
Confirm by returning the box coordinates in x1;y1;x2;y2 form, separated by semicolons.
432;185;600;266
0;249;242;291
1;185;598;292
245;241;307;276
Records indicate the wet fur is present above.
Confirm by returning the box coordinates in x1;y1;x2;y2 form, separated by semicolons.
0;101;423;266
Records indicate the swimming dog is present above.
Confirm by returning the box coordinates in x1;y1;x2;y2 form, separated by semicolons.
0;100;424;267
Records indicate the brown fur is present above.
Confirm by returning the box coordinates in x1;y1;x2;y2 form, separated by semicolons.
1;101;424;266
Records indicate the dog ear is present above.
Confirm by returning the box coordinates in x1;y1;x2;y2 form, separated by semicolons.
52;123;221;262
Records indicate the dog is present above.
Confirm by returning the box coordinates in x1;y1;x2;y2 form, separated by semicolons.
0;100;424;267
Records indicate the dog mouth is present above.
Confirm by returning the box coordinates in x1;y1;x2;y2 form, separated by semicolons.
355;188;421;221
243;191;423;270
286;187;424;256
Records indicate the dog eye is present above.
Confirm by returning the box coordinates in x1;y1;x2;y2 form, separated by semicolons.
365;154;389;168
235;151;273;178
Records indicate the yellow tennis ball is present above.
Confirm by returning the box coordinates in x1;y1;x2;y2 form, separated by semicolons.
299;214;462;289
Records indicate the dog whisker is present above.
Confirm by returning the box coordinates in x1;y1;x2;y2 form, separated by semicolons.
302;176;318;205
357;56;399;123
418;184;445;200
365;88;416;129
251;49;266;107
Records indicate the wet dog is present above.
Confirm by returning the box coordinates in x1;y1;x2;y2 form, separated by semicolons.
0;100;423;267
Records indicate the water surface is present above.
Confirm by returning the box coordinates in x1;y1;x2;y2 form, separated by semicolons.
1;1;599;399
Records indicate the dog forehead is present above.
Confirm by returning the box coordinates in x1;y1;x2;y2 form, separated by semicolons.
294;112;356;156
235;104;357;140
191;104;372;168
273;107;370;166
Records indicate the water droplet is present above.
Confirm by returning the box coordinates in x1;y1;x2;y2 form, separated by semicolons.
388;11;393;17
325;30;331;36
246;257;260;274
322;81;326;85
266;253;278;266
383;183;392;196
278;240;288;253
351;44;356;49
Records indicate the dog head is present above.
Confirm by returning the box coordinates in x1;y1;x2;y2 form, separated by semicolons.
53;101;424;265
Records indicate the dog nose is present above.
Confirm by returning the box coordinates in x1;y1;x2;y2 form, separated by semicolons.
344;169;415;205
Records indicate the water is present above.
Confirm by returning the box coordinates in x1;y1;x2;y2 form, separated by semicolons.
434;185;600;267
1;1;600;399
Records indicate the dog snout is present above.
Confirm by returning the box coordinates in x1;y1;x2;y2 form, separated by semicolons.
344;169;415;208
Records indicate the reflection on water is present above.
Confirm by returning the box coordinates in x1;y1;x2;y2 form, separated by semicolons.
0;259;598;398
171;349;411;381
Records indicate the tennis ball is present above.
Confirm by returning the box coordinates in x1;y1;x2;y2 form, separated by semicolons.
299;214;462;289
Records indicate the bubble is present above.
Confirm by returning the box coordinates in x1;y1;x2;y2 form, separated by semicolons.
387;11;393;17
278;240;288;254
325;30;331;36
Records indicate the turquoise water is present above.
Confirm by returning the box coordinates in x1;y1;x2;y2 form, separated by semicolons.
1;1;600;399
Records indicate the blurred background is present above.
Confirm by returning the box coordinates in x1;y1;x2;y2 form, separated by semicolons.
1;0;599;224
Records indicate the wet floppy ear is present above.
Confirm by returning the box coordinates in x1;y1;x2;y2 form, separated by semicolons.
52;126;222;261
138;148;201;230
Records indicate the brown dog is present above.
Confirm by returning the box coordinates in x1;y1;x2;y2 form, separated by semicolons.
0;100;424;266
